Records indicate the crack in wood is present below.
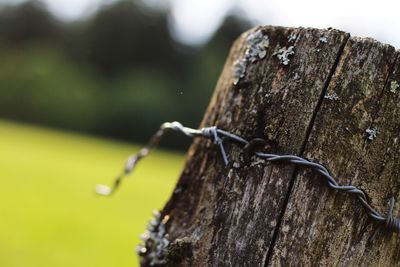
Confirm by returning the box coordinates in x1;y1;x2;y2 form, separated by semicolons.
267;35;400;266
263;32;350;266
152;26;400;267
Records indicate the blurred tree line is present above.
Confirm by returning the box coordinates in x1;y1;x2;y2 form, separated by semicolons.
0;0;251;148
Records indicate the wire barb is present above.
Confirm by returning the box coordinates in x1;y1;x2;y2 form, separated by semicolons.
95;121;400;233
201;126;229;165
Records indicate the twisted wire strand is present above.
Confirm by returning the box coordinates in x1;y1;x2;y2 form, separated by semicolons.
95;122;202;196
96;122;400;232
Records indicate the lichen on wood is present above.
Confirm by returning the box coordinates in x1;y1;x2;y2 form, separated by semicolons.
390;80;399;93
366;126;378;140
273;45;295;65
232;29;270;85
138;211;170;266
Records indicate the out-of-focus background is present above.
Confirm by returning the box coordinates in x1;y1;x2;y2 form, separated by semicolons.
0;0;398;266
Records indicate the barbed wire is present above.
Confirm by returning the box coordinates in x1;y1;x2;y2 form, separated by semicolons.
95;121;400;232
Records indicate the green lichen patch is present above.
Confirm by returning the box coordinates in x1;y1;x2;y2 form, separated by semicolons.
389;80;399;93
273;46;295;65
137;211;170;266
288;32;297;42
319;35;328;43
324;93;339;100
232;29;270;85
366;126;378;141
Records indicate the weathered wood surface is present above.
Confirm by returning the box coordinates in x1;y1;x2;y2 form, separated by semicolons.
140;26;400;266
270;37;400;266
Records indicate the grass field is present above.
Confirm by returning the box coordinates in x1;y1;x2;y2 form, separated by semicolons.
0;120;185;267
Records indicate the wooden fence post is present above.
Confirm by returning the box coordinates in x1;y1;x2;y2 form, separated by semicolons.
139;26;400;266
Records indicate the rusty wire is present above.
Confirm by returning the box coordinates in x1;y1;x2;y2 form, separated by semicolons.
95;121;400;232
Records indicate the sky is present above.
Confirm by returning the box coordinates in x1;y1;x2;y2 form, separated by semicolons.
1;0;400;48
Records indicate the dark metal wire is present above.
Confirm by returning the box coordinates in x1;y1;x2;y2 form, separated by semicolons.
96;121;400;232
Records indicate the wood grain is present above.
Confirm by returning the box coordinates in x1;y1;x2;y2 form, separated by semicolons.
270;37;400;266
149;26;349;266
139;26;400;267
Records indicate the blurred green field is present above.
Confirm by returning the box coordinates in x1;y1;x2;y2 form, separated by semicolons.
0;120;185;267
